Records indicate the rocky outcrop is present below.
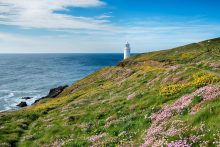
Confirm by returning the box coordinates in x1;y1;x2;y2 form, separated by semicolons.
45;85;68;98
34;85;68;104
17;102;28;107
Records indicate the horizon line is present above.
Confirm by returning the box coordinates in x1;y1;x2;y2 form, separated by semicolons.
0;52;141;54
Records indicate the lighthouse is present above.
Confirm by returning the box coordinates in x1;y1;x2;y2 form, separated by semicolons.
124;41;131;59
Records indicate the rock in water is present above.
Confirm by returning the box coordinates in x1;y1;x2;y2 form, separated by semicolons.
21;97;33;100
17;102;28;107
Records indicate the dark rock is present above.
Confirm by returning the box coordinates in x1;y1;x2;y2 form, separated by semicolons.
33;85;68;104
19;123;28;129
45;85;68;98
68;115;79;122
17;102;28;107
33;99;41;104
21;97;33;100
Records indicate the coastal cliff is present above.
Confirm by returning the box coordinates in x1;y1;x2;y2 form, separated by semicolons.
1;37;220;146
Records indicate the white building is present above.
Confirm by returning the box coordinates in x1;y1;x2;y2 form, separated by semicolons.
124;41;131;59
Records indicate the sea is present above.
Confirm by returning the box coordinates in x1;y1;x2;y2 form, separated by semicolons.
0;53;124;112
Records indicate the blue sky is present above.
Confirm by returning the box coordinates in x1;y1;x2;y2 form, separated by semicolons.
0;0;219;53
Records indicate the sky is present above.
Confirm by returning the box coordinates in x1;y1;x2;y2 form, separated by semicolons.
0;0;220;53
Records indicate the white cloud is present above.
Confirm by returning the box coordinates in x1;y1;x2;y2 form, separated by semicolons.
0;0;111;30
96;13;113;19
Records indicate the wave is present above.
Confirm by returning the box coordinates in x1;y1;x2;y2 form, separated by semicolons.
0;90;40;93
0;90;45;112
0;92;14;100
8;92;14;98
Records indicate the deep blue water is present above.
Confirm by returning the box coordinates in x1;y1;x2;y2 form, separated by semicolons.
0;53;124;112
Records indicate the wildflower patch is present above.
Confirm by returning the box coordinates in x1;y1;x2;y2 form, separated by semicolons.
142;85;220;146
160;72;219;96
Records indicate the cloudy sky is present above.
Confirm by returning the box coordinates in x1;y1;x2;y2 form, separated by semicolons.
0;0;220;53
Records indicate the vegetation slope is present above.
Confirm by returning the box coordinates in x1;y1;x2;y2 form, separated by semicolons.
1;37;220;147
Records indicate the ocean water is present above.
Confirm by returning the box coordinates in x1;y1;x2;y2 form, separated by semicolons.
0;53;124;112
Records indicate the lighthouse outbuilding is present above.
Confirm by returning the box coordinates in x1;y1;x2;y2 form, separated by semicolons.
124;41;131;59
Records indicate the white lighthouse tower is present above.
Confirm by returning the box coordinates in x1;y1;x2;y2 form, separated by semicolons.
124;41;131;59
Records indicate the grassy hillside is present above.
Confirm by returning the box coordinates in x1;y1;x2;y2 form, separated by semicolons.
1;38;220;147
